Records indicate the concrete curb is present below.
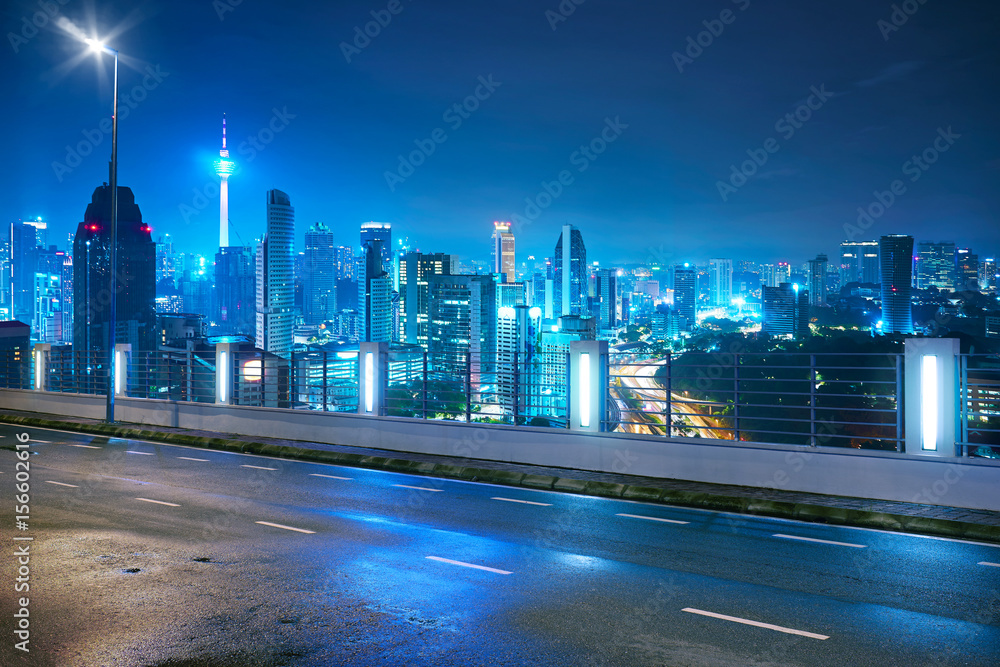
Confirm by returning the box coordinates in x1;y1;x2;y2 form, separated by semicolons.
4;413;999;545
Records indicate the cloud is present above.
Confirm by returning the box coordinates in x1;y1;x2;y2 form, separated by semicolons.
856;61;923;87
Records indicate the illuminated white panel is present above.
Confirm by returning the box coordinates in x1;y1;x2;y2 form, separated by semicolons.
580;352;591;428
34;350;42;390
921;355;938;451
219;351;228;403
365;352;374;413
115;350;124;395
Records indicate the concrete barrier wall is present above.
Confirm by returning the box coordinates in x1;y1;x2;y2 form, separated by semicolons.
3;388;998;511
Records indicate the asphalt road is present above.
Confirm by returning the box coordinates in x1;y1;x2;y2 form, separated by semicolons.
1;423;998;666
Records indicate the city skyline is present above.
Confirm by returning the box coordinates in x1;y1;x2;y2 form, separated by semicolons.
4;0;999;266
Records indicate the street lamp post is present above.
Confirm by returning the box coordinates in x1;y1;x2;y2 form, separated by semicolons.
86;38;120;423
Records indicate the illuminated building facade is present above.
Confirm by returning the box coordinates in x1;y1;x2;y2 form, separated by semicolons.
879;234;914;334
73;184;156;352
256;189;294;357
491;221;516;282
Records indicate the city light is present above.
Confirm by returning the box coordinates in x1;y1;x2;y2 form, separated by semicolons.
921;355;938;451
242;359;261;382
219;351;229;402
365;352;374;413
579;352;591;428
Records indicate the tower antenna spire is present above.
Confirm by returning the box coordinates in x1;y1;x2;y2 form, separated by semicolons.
214;113;235;247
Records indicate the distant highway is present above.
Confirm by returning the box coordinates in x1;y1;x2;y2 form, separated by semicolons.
612;360;732;439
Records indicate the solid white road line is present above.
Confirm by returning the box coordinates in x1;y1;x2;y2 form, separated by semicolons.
491;497;552;507
135;497;180;507
45;481;78;488
393;484;443;492
255;521;315;534
616;513;690;525
69;444;101;449
681;608;829;640
979;562;1000;568
425;556;512;575
127;451;154;455
773;534;866;549
177;456;209;462
309;473;352;480
241;465;278;471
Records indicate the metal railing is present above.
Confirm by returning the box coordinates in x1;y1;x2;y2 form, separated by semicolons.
608;352;903;451
384;351;569;427
3;345;997;457
959;354;1000;460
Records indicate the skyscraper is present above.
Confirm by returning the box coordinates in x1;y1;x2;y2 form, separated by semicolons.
760;263;777;288
839;241;879;284
214;115;236;248
491;221;516;282
426;273;497;378
981;257;997;293
358;239;392;342
879;234;914;334
763;283;809;339
596;268;618;331
808;254;828;307
775;262;791;285
708;259;733;308
215;245;255;335
303;222;337;325
256;190;294;357
672;265;697;328
399;251;455;345
916;241;956;291
10;220;40;326
73;184;156;352
956;248;979;292
553;224;587;317
360;222;392;281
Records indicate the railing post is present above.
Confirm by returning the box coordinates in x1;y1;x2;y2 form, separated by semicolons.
114;343;131;398
513;350;520;425
322;352;329;411
215;342;233;405
465;353;472;423
570;340;608;433
358;342;388;415
959;354;969;456
422;351;428;419
32;343;51;391
809;354;817;447
733;353;740;442
895;353;904;452
665;352;672;437
903;338;959;456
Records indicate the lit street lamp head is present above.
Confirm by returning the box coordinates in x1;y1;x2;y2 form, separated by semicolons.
85;38;117;56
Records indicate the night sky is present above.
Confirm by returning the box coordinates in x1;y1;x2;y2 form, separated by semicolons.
4;0;999;267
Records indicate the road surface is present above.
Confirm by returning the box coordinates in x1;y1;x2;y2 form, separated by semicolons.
1;424;997;666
